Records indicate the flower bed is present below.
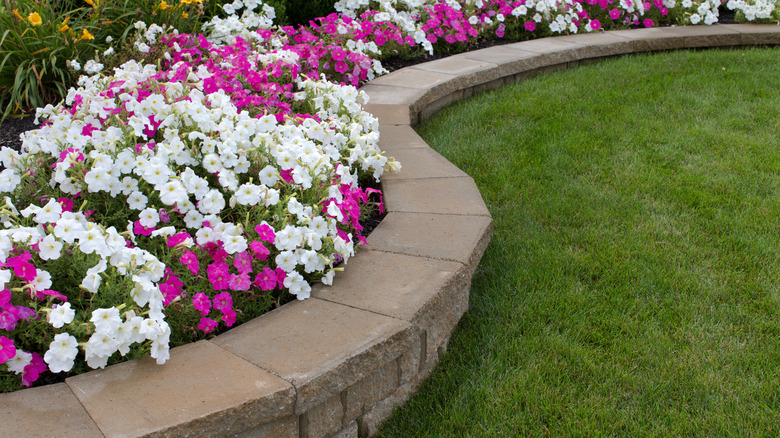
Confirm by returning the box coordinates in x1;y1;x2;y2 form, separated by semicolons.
1;0;779;393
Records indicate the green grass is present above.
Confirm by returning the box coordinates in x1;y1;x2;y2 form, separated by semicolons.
377;47;780;437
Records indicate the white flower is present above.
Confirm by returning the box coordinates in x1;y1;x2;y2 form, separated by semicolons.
284;271;311;300
44;333;79;373
6;349;32;374
38;234;63;260
48;302;76;328
198;189;226;214
159;180;188;205
275;250;298;272
30;269;52;291
235;183;262;206
91;307;122;334
138;207;160;228
34;198;63;224
81;259;107;293
127;190;149;210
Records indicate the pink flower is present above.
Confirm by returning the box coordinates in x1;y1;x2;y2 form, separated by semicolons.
276;268;287;290
198;317;218;333
21;353;46;387
0;289;10;308
167;232;191;247
249;241;270;260
496;23;505;38
221;308;236;327
643;18;654;27
609;8;621;19
253;267;277;290
207;261;230;290
0;310;18;331
0;336;16;364
229;273;251;291
192;292;211;316
6;251;37;282
254;224;276;243
213;292;233;312
233;251;254;274
134;220;154;236
158;208;170;223
524;21;536;32
179;251;200;275
590;19;601;30
58;197;74;212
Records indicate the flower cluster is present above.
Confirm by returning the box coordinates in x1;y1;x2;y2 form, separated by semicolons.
0;5;399;389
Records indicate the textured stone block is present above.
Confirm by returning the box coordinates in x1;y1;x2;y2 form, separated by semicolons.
380;147;468;181
377;125;428;150
719;23;780;45
344;361;399;421
367;212;493;269
301;393;344;438
67;341;295;438
383;176;491;217
361;103;414;125
333;421;359;438
0;383;103;438
234;415;299;438
213;299;413;414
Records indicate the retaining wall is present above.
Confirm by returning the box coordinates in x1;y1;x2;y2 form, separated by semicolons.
1;23;778;438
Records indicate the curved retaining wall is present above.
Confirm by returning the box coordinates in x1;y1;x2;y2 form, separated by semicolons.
2;24;779;438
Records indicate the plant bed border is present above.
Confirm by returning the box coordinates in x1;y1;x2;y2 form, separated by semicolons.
1;23;778;438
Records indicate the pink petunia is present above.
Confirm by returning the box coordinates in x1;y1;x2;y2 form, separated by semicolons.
21;353;46;387
0;336;16;364
524;21;536;32
6;251;37;282
192;292;211;316
254;224;276;243
233;251;254;274
207;261;230;290
198;317;218;333
221;308;237;327
590;19;601;30
249;241;270;261
167;232;191;248
643;18;654;27
228;273;251;291
253;267;277;291
609;8;621;19
179;251;200;275
133;220;154;236
213;292;233;312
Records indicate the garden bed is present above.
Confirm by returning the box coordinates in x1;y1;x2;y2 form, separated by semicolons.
1;23;777;438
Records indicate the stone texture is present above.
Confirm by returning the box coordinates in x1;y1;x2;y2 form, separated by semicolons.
332;421;359;438
367;212;493;268
360;84;424;106
234;416;299;438
358;389;408;438
0;383;103;438
368;68;456;91
460;47;542;79
66;341;295;438
377;125;429;150
383;176;491;217
343;361;399;422
301;393;345;438
213;298;413;414
361;103;414;125
380;147;468;180
719;23;780;45
313;250;464;322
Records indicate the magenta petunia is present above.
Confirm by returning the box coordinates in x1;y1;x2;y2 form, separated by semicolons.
167;232;191;247
0;336;16;364
524;21;536;32
198;317;218;333
253;267;278;291
254;224;276;243
21;353;46;387
179;251;200;275
249;240;270;261
221;308;237;327
643;18;654;27
228;273;251;291
233;251;254;274
609;8;621;19
207;261;230;290
213;292;233;312
192;292;211;316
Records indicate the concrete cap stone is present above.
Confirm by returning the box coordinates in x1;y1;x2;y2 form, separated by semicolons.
66;340;295;437
0;383;103;438
212;298;412;414
362;103;415;125
719;23;780;45
360;84;424;106
383;176;491;217
312;250;465;322
378;124;429;150
367;212;493;266
367;68;457;91
381;146;469;180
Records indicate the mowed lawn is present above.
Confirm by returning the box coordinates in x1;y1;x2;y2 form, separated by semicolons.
378;47;780;437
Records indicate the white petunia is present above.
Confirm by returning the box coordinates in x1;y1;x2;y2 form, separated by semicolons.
38;234;63;260
127;190;149;210
91;307;122;334
138;207;160;228
44;333;79;373
6;349;32;374
48;302;76;328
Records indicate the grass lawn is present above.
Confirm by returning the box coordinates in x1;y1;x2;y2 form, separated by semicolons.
377;47;780;437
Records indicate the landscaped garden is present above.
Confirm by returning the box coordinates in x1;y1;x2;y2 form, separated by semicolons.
0;0;778;416
378;46;780;436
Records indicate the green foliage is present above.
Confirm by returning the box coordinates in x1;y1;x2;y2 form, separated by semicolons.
0;0;98;120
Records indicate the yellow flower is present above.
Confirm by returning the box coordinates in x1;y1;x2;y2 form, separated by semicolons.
84;0;95;6
181;11;188;18
27;12;42;26
79;29;94;40
59;23;69;32
157;0;170;10
12;9;23;21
